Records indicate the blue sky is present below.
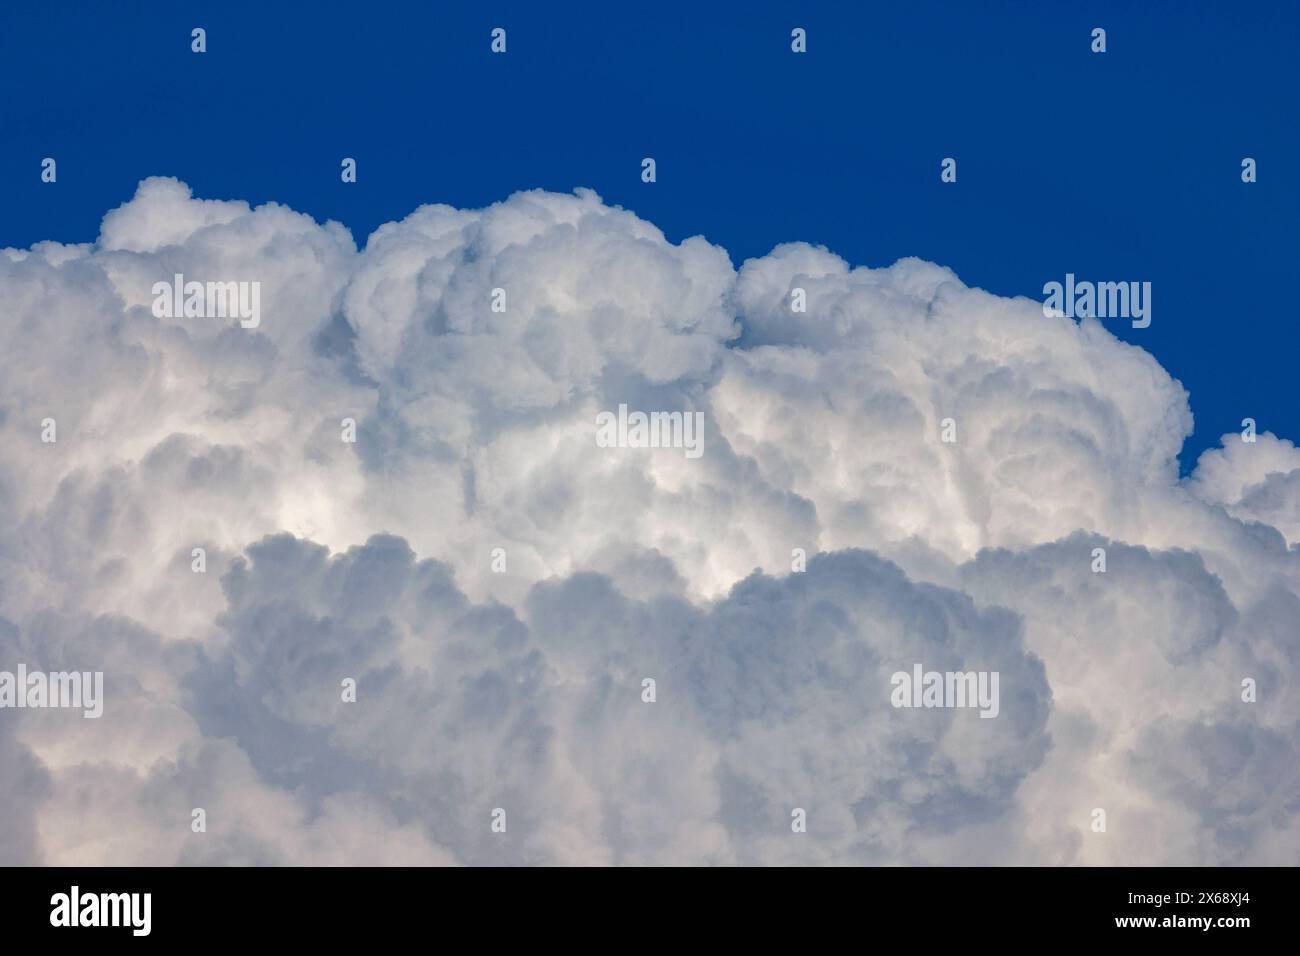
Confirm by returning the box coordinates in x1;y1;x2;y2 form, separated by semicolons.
1;0;1295;470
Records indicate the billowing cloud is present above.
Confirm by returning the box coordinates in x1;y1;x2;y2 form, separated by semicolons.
0;178;1294;864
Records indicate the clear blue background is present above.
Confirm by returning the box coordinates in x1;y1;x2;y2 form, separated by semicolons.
1;1;1295;472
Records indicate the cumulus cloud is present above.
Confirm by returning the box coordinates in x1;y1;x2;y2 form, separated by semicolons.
0;178;1295;864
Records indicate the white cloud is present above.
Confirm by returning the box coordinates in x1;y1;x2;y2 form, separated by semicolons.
0;179;1295;864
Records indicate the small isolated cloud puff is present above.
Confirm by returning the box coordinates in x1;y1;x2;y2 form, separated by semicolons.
0;179;1295;865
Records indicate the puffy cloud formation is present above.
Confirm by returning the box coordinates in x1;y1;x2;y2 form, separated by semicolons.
0;178;1295;865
